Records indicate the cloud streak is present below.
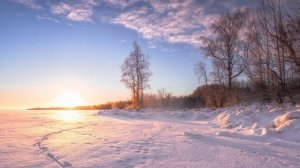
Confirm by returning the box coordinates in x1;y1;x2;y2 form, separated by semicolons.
13;0;42;10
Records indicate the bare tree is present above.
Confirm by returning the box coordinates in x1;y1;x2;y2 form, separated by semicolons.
194;60;209;106
211;59;226;85
201;9;249;91
157;88;172;108
282;0;300;70
121;42;152;109
194;60;208;86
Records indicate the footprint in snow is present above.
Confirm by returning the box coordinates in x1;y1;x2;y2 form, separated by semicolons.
134;149;141;153
63;161;72;168
40;146;48;152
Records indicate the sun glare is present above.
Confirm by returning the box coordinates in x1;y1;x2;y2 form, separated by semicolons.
57;110;83;122
54;91;85;107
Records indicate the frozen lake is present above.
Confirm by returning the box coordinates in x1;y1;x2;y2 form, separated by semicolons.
1;109;300;168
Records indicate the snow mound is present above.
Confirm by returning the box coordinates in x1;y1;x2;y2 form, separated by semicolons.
273;112;300;142
214;103;300;142
274;111;300;128
215;104;277;129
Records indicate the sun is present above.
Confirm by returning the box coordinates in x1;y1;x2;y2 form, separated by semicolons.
54;91;85;107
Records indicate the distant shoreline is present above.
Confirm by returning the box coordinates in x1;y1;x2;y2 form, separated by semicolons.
28;107;76;110
27;106;108;110
28;101;130;110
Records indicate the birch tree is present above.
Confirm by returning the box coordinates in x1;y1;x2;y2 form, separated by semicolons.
121;42;152;108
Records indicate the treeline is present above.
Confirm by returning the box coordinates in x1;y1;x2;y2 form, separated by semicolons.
143;88;204;109
195;0;300;105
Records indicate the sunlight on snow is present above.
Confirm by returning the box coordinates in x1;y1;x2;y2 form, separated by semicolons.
56;110;84;122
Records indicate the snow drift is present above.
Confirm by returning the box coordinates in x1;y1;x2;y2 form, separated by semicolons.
215;103;300;142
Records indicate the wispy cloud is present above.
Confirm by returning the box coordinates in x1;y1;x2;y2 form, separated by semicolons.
104;0;140;8
83;0;98;6
112;0;220;45
120;39;127;43
50;1;98;22
36;15;59;23
50;3;72;15
66;8;93;22
13;0;42;10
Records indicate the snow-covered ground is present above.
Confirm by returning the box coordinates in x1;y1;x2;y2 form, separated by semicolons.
1;104;300;168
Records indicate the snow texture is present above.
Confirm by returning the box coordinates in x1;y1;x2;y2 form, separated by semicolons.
0;104;300;168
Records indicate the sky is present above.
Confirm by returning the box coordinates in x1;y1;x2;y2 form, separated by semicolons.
0;0;255;109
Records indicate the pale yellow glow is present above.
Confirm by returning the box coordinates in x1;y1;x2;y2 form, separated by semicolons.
57;110;83;122
53;91;86;107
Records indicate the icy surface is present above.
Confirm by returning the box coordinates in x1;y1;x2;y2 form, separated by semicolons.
1;106;300;168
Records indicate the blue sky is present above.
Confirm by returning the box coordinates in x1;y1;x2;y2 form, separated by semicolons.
0;0;254;108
